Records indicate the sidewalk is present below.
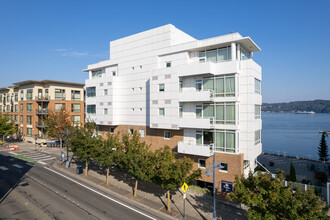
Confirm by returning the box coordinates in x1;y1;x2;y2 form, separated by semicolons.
7;142;247;220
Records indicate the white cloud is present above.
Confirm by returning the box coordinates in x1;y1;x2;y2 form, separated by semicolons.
54;48;67;52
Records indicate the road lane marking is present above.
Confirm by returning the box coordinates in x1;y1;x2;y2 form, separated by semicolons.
44;167;157;220
38;157;55;161
26;163;35;166
37;161;47;165
13;164;23;169
8;152;18;155
0;166;8;170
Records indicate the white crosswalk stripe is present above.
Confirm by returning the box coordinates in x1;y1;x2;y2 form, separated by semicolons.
26;163;35;166
0;166;8;171
12;151;56;163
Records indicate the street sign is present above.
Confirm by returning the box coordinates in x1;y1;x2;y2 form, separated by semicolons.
221;180;233;192
181;182;189;193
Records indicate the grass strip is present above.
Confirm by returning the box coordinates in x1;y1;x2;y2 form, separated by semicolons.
12;155;37;162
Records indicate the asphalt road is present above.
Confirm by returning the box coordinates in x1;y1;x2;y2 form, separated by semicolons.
0;153;162;220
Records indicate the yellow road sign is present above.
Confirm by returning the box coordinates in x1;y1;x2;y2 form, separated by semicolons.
181;182;189;193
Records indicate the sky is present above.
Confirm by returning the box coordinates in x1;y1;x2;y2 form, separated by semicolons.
0;0;329;103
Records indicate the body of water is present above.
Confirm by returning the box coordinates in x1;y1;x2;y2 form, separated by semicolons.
262;112;330;158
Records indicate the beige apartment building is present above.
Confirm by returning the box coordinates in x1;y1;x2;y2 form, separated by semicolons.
0;80;85;143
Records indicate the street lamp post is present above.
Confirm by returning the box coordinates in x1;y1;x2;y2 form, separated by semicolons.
204;145;224;220
58;126;70;168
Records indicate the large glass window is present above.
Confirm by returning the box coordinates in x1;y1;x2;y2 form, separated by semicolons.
27;116;32;125
20;115;23;124
14;104;18;112
55;103;65;112
87;105;96;114
15;93;18;102
86;87;96;97
159;84;165;92
159;108;165;116
199;46;231;63
71;90;81;100
38;89;43;98
71;104;81;113
196;130;236;153
20;104;23;113
27;128;32;137
202;103;235;125
255;105;261;119
55;89;65;100
196;105;203;118
240;47;250;60
255;78;261;94
203;75;235;97
27;103;33;113
14;115;18;123
71;115;81;126
20;90;24;101
92;69;104;78
26;89;33;100
255;130;261;145
195;80;202;91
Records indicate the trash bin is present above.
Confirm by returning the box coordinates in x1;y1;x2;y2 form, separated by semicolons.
76;166;83;175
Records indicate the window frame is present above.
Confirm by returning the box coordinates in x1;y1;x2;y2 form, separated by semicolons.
159;84;165;92
198;159;206;169
159;108;165;116
164;131;171;140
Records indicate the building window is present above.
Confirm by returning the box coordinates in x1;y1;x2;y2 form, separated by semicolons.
179;80;183;92
179;104;183;118
55;89;66;100
27;116;32;125
166;62;171;68
20;115;23;124
20;127;23;135
219;162;228;172
139;129;145;137
14;115;18;123
71;90;81;101
196;131;203;145
38;89;43;98
55;103;65;112
27;128;32;137
255;130;261;145
128;128;134;136
159;84;165;92
199;46;232;63
14;104;18;113
0;95;2;103
203;75;235;97
255;78;261;94
27;103;33;113
255;105;261;119
20;104;23;113
87;105;96;114
112;71;116;76
6;105;10;112
45;89;49;99
164;131;171;139
110;127;114;134
104;108;108;115
15;93;18;102
86;87;96;97
240;47;250;60
71;104;81;113
196;130;236;153
20;90;24;101
92;69;103;78
196;105;202;118
104;89;108;96
195;80;202;91
159;108;165;116
203;103;235;125
71;115;81;126
26;89;33;100
198;159;206;169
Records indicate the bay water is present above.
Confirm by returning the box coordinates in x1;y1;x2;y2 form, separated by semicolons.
262;112;330;158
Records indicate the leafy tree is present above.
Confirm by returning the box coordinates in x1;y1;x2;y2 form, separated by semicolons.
230;170;328;219
0;113;17;142
116;131;155;197
318;132;328;162
95;132;121;185
44;107;72;147
69;122;100;176
289;161;297;182
153;146;201;211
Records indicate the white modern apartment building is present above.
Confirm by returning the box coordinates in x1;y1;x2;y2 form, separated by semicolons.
84;24;262;189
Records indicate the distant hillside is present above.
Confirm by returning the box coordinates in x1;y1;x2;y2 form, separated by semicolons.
262;100;330;113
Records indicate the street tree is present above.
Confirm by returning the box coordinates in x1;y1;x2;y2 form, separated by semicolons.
44;107;72;147
230;170;328;219
0;113;17;143
116;131;155;197
289;161;297;182
318;132;328;162
69;122;100;176
95;132;121;185
153;146;201;211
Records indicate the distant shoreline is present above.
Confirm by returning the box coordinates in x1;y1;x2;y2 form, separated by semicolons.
262;100;330;114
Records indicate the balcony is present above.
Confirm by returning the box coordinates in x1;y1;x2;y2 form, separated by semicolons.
179;117;213;129
36;122;48;128
179;90;213;102
177;60;239;77
36;108;48;115
35;96;50;102
178;141;212;157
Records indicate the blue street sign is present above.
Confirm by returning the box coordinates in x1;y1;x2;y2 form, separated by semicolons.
221;180;233;192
